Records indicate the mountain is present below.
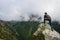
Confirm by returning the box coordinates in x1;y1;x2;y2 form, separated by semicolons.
0;21;39;40
0;20;60;40
0;21;18;40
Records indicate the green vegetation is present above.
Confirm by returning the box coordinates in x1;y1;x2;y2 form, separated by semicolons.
0;21;39;40
0;21;60;40
0;22;18;40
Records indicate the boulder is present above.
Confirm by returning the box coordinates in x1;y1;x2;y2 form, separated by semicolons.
33;23;60;40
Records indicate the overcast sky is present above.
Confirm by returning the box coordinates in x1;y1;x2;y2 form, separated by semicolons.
0;0;60;21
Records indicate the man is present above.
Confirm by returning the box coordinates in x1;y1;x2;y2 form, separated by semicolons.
44;12;51;25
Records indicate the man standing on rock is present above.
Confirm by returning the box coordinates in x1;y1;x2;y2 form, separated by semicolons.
44;12;51;25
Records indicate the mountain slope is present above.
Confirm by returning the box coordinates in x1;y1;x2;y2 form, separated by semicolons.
0;21;60;40
0;21;18;40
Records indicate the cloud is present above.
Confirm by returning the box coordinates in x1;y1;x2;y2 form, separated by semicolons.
0;0;60;21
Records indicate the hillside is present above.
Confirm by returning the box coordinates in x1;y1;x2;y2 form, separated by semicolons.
0;21;39;40
0;21;60;40
0;21;18;40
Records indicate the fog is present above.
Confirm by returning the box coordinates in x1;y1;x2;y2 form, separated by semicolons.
0;0;60;22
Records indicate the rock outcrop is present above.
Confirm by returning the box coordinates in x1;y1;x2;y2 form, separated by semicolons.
33;23;60;40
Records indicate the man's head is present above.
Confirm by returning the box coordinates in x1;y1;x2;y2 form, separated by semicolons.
45;12;47;15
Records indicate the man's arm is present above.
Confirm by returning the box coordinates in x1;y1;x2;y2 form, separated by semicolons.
44;15;51;19
47;15;51;19
44;15;47;19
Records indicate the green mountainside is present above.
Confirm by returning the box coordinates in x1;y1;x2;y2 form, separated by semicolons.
0;21;18;40
0;21;60;40
0;21;39;40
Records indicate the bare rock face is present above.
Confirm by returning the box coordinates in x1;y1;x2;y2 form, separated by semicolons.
33;23;60;40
